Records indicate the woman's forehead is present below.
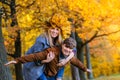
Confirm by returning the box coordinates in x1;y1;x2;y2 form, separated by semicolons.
50;27;60;29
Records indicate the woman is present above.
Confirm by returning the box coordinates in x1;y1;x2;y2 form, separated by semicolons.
23;14;74;80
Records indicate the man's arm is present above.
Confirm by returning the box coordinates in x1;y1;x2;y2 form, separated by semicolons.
15;51;47;63
4;50;55;66
5;47;58;66
70;57;88;72
5;50;49;66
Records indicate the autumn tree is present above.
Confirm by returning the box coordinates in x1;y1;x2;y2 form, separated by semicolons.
0;0;23;80
0;7;12;80
1;0;120;80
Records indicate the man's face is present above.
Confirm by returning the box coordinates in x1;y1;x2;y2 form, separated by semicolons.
62;44;73;56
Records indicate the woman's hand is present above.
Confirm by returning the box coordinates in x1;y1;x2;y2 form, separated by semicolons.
4;60;17;66
57;59;67;67
41;51;55;63
57;51;74;67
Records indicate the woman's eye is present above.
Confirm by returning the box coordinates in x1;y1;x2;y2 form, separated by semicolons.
51;28;55;29
56;28;59;31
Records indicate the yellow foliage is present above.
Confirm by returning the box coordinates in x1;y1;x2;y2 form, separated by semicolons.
2;28;8;37
107;25;120;48
17;12;34;28
111;53;120;73
2;0;120;78
92;56;113;77
63;0;120;42
90;36;120;78
21;28;44;54
64;63;72;77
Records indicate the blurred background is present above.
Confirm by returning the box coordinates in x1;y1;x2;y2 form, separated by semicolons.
0;0;120;80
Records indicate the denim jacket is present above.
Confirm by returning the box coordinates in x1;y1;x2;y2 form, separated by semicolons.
23;34;50;80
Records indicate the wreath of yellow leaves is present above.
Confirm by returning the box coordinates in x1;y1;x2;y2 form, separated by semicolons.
49;13;71;39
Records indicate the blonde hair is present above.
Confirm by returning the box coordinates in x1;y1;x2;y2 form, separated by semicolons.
44;13;72;46
47;27;62;47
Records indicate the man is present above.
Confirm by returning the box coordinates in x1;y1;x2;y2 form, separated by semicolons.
5;37;91;80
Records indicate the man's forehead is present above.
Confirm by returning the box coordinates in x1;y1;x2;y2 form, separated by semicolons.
63;44;74;49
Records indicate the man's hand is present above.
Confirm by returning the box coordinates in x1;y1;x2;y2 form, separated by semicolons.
86;69;92;73
41;51;55;63
4;60;17;66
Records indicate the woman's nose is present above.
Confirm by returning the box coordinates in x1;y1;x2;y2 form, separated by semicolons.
54;29;58;33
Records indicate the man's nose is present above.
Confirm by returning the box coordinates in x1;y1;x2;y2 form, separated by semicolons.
66;48;70;52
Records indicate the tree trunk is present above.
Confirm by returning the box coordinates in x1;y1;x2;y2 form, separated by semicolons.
0;9;12;80
75;32;86;80
10;0;23;80
70;31;80;80
14;31;22;80
85;43;94;80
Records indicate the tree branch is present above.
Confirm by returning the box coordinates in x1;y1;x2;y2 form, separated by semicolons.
96;29;120;37
0;0;10;6
83;31;98;46
16;0;36;9
7;52;16;58
83;29;120;46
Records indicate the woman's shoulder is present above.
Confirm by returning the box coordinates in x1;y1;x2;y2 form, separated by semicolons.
36;33;47;42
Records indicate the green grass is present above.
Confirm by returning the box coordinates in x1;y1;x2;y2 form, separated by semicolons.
63;74;120;80
93;74;120;80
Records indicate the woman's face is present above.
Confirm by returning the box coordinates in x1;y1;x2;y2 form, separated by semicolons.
49;28;60;38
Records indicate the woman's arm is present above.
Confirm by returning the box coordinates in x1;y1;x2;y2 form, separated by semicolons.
57;51;74;67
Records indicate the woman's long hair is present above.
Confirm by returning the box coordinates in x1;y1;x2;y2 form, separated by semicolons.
47;27;62;47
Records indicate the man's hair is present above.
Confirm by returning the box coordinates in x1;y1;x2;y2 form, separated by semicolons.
63;37;76;49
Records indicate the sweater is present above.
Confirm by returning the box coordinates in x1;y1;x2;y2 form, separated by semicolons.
15;46;87;76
